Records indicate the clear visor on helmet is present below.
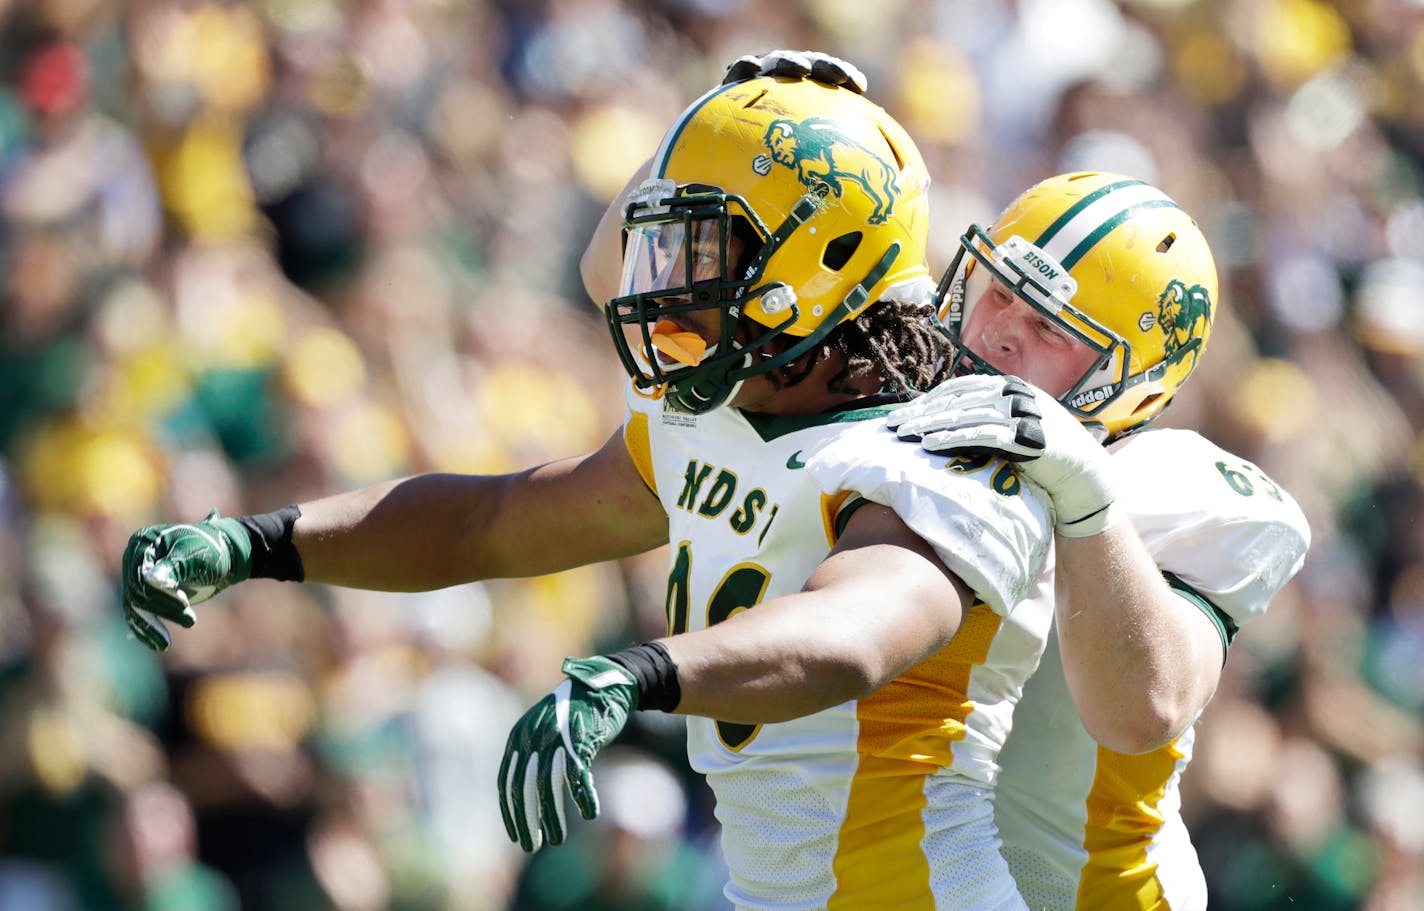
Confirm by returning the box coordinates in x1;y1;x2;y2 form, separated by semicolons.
605;186;773;409
618;218;727;299
942;226;1133;420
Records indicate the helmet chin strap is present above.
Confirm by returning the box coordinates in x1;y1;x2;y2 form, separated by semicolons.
662;239;903;414
666;349;751;414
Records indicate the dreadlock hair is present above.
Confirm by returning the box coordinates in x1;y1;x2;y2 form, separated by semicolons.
765;297;953;397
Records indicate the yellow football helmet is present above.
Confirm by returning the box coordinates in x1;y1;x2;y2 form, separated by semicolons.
606;76;933;413
937;171;1219;439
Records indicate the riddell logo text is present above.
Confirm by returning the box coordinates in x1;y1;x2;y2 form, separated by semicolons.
1069;386;1113;408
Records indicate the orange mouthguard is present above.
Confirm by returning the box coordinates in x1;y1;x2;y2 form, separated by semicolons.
650;319;708;367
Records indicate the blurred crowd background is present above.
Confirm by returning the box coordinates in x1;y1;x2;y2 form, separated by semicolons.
0;0;1421;909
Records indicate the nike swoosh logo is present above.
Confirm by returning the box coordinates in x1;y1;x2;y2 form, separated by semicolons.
786;451;806;470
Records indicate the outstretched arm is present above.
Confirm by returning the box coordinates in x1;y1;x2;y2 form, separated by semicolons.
123;426;667;649
293;425;668;589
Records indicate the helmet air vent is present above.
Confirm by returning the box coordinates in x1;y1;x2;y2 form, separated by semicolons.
1157;233;1177;254
822;232;863;270
741;88;770;109
876;125;906;170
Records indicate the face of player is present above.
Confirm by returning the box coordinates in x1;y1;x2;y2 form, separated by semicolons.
958;277;1101;398
621;222;748;364
618;212;860;414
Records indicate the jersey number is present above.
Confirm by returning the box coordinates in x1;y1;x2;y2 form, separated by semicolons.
665;542;771;750
946;453;1022;496
1215;460;1283;501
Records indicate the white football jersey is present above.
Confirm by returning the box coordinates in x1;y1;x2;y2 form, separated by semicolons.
993;428;1311;911
622;380;1055;911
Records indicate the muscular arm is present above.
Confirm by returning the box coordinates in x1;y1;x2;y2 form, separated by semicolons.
660;504;973;722
889;377;1229;754
292;426;668;590
1054;522;1225;754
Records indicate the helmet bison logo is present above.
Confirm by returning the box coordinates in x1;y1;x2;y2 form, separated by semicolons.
1157;279;1213;369
761;118;900;224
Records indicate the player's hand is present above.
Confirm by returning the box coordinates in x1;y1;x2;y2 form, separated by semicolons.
498;656;639;852
722;49;867;94
120;510;254;651
888;375;1121;537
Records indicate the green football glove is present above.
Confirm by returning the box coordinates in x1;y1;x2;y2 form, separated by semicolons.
498;656;639;852
121;510;254;651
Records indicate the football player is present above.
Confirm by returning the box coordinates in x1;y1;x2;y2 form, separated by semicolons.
580;52;1310;910
888;171;1312;910
123;73;1058;910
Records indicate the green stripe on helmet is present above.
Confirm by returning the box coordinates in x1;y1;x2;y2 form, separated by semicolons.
1033;178;1146;248
1060;199;1180;269
651;82;743;178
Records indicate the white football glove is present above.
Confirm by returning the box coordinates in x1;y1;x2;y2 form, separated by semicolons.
722;49;867;94
888;375;1122;538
